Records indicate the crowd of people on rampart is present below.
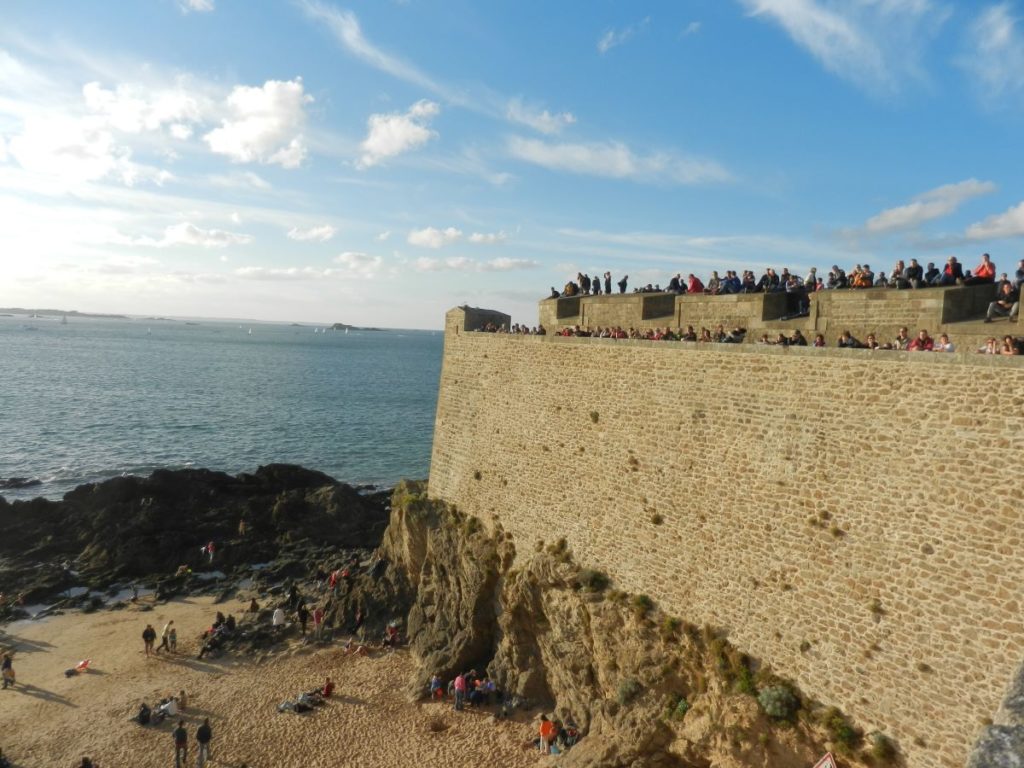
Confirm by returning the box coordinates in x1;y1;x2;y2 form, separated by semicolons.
550;254;1022;304
478;320;1023;354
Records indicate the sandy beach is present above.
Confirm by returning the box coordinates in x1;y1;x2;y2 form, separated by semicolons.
0;596;544;768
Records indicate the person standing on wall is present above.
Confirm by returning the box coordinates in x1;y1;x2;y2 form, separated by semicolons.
617;275;628;294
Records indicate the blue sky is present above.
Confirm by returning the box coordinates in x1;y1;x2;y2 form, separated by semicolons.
2;0;1024;328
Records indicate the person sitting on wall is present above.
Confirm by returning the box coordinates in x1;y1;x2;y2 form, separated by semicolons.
827;265;848;289
923;262;940;285
1001;335;1021;355
722;270;741;294
617;275;628;294
740;270;757;292
864;333;880;350
789;330;808;346
934;333;955;352
837;330;865;349
908;329;934;351
813;333;826;347
705;271;722;295
898;258;924;289
933;256;964;286
874;271;889;288
966;253;996;285
892;327;911;350
679;325;697;342
667;274;682;293
985;282;1019;323
756;268;778;292
549;287;559;299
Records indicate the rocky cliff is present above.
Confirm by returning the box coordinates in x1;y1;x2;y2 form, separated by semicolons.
334;482;897;768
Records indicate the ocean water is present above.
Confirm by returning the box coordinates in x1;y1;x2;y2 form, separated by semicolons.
0;314;443;500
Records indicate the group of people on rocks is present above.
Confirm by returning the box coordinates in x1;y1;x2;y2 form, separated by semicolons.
551;254;1023;301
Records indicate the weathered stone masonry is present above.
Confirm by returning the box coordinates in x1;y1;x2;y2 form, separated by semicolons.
429;306;1024;768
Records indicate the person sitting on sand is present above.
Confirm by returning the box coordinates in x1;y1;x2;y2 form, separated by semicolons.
248;597;260;613
342;637;369;657
79;757;96;768
135;702;152;726
382;624;400;648
307;676;333;698
177;690;188;711
430;674;444;700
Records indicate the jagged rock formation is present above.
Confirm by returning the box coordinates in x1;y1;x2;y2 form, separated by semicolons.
335;482;894;768
0;464;388;603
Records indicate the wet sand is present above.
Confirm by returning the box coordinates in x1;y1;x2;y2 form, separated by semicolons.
0;596;544;767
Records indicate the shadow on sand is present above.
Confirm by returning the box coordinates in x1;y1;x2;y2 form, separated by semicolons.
12;682;76;707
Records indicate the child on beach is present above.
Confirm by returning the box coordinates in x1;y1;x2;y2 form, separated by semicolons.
142;624;156;656
168;626;177;652
1;652;14;689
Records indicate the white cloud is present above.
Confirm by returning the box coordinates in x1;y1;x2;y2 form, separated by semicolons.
737;0;948;93
0;136;7;162
407;226;463;248
357;100;439;168
414;256;540;272
8;115;173;187
204;79;312;168
681;21;702;37
468;231;508;244
505;98;576;134
865;179;996;233
82;81;207;135
299;1;445;97
376;230;391;241
966;201;1024;240
235;266;320;280
507;136;730;185
597;17;650;54
287;224;336;242
206;171;271;190
962;4;1024;97
133;222;253;248
180;0;215;12
334;250;383;277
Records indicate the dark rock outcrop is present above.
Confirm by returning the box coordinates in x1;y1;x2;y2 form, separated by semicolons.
0;464;389;604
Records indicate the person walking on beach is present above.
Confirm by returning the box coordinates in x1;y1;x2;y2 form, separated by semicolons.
296;603;309;636
195;718;212;767
173;720;188;768
312;605;324;642
157;620;174;653
453;672;466;711
1;652;14;689
142;624;157;657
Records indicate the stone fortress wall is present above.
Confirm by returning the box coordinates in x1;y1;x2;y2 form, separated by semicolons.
538;283;1003;350
429;305;1024;768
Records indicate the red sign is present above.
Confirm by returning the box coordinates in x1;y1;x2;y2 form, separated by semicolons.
812;754;837;768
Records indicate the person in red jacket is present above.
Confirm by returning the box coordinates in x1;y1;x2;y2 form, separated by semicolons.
686;274;705;293
967;253;996;284
908;329;934;351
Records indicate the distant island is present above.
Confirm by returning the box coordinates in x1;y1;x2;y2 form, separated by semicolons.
330;322;383;331
0;308;128;320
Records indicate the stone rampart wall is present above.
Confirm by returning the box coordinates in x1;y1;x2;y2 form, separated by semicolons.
430;307;1024;768
539;284;1001;347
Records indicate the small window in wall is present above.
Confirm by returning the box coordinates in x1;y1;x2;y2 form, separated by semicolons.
642;294;675;320
556;297;581;320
